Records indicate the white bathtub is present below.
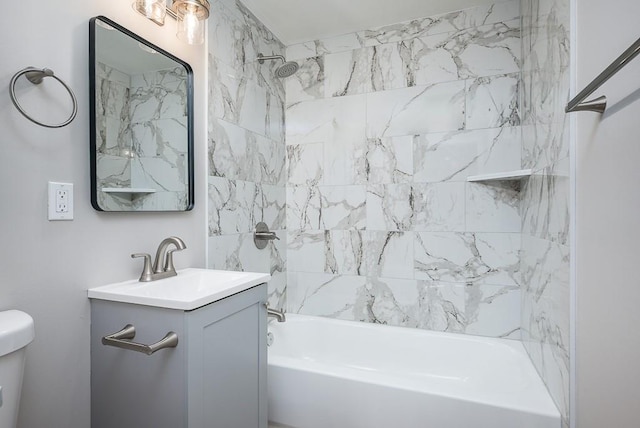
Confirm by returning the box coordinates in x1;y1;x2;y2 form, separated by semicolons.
268;315;560;428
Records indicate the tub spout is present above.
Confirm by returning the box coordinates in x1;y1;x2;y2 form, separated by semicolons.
267;306;286;322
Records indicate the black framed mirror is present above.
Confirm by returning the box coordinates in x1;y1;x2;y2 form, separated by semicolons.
89;16;194;212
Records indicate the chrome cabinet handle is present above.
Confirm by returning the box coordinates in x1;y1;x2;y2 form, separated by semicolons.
102;324;178;356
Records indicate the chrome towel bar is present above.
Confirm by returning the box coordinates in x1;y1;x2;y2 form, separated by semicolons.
102;324;178;355
566;37;640;113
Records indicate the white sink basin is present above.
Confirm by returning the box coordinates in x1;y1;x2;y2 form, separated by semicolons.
88;268;270;310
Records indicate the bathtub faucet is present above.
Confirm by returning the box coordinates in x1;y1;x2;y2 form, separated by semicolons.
266;305;286;322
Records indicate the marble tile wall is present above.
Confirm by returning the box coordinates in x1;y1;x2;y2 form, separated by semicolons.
95;64;189;210
95;63;133;210
520;0;570;426
207;0;287;308
285;0;524;339
130;67;190;210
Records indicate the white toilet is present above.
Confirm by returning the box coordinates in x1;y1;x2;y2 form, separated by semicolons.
0;310;35;428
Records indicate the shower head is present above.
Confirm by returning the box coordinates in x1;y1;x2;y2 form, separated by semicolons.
257;53;299;78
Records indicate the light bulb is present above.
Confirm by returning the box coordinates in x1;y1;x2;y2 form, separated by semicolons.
176;5;205;45
133;0;166;26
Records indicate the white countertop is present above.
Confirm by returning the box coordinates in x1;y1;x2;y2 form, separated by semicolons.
88;268;271;310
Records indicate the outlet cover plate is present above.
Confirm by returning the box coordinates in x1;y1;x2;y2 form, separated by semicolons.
48;182;73;221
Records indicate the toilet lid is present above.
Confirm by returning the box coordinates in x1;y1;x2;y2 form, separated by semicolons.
0;310;35;357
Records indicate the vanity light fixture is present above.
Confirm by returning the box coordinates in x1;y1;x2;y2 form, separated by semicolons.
132;0;210;45
133;0;167;26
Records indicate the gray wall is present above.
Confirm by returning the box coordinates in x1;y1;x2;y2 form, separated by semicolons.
574;0;640;426
0;1;207;427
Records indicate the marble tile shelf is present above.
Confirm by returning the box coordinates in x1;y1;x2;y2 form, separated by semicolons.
466;169;532;183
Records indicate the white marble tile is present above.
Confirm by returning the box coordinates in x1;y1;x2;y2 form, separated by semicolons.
412;182;466;231
98;62;130;86
207;233;270;273
287;143;324;186
364;231;414;279
131;156;186;192
366;184;414;231
208;118;259;182
466;284;521;338
287;272;368;320
455;20;521;78
362;0;520;46
366;82;466;138
323;43;406;97
285;56;324;106
256;135;285;186
316;32;366;55
521;113;569;172
418;281;467;332
286;186;321;230
366;277;420;326
266;92;285;144
96;154;130;184
366;136;413;184
521;163;570;245
406;32;460;86
325;230;366;275
319;186;367;230
237;78;268;136
465;182;521;233
267;269;287;310
208;176;261;235
286;95;366;145
208;56;244;125
324;48;373;97
414;232;520;286
370;43;408;92
286;230;325;273
408;20;520;86
363;13;460;46
148;191;188;211
465;73;520;130
286;42;318;61
130;75;186;122
261;184;286;231
520;0;571;423
208;1;256;74
154;117;188;155
130;122;155;157
413;126;521;182
208;54;277;140
323;138;367;186
520;235;570;349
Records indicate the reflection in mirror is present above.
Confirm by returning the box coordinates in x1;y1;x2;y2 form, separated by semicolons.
90;16;194;211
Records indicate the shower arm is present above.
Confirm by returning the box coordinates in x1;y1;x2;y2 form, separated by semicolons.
257;54;285;64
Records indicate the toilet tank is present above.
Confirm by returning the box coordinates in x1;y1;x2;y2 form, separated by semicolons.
0;310;35;428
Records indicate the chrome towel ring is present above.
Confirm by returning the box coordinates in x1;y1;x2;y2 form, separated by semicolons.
9;66;78;128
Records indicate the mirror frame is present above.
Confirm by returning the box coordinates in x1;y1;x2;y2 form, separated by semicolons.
89;15;195;212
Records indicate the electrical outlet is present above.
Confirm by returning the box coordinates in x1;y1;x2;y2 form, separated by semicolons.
48;182;73;221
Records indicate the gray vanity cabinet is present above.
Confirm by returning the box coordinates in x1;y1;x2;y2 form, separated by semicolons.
90;283;267;428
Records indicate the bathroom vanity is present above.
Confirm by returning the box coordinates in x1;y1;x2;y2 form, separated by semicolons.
88;268;270;428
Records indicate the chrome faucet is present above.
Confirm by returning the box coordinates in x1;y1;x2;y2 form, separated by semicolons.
266;305;286;322
132;236;187;282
